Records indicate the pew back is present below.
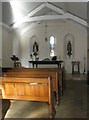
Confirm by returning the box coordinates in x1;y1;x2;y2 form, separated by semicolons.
2;68;64;104
1;75;56;118
4;68;63;94
2;76;51;102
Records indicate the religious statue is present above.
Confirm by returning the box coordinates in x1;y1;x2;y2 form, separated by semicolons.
32;41;39;60
33;41;38;53
67;41;72;57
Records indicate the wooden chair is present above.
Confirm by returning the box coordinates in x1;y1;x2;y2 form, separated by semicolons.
15;61;22;68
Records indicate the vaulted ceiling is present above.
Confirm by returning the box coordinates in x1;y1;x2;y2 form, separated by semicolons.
1;1;88;32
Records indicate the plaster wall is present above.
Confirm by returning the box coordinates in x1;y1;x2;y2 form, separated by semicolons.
18;21;87;73
2;28;13;67
2;21;87;73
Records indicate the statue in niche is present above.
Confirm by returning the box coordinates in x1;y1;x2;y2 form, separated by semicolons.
64;33;74;59
33;41;39;60
67;41;72;57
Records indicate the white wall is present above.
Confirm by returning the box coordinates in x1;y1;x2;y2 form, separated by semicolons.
18;21;87;73
11;31;21;58
3;21;87;73
0;3;2;67
87;28;89;71
0;27;2;67
2;28;13;67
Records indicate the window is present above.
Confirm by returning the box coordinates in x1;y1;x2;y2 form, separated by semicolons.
50;36;55;57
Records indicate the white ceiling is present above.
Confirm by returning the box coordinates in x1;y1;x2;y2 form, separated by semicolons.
1;2;87;31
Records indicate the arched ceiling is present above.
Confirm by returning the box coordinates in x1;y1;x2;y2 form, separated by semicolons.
1;1;88;32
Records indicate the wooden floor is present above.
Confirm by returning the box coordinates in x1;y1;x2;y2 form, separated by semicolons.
4;79;88;118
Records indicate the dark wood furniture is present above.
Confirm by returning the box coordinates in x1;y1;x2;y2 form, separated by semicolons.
29;60;63;68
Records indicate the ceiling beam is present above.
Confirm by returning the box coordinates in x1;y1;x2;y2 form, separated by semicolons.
66;13;87;27
27;3;45;17
11;2;87;29
45;2;87;27
45;2;65;15
24;14;69;22
12;3;45;28
12;2;65;28
20;14;87;27
11;16;28;28
20;21;40;35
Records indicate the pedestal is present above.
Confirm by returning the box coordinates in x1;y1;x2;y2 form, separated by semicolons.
72;61;80;74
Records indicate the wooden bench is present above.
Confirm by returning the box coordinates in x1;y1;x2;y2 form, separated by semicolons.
1;75;56;118
0;89;11;120
10;68;64;95
3;68;63;105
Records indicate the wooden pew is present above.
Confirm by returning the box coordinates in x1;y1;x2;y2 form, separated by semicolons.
3;68;62;105
8;67;64;96
9;68;64;92
0;75;56;118
0;89;11;120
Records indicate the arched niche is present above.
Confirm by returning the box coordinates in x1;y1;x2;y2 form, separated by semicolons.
64;33;75;59
29;35;39;56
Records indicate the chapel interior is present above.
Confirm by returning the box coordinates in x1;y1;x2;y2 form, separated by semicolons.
0;1;89;119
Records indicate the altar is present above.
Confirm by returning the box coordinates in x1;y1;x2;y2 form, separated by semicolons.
29;60;63;68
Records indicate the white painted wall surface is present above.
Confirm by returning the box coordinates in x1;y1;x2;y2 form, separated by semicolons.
87;28;89;71
18;21;87;73
0;2;2;67
2;28;13;67
12;31;21;58
0;27;2;67
2;21;87;73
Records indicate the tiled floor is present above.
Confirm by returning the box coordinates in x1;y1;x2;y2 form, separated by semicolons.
5;80;88;118
65;74;87;81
